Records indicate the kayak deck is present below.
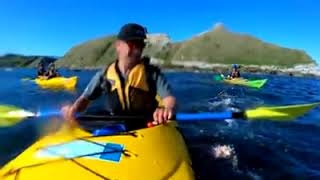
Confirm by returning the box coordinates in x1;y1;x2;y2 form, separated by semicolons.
0;122;194;180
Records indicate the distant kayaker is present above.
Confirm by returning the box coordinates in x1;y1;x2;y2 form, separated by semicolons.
228;64;241;79
37;62;46;77
62;23;176;128
45;63;60;79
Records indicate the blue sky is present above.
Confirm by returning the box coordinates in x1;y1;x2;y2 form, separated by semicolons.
0;0;319;63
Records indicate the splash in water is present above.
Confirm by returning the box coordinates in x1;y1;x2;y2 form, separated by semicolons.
211;144;239;171
212;144;234;159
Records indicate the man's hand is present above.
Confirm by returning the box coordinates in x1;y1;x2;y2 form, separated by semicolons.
152;107;174;125
61;105;78;127
151;95;176;125
61;96;90;127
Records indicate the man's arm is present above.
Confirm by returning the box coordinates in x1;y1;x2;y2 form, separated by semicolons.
61;70;106;124
71;95;91;112
62;95;90;125
162;95;176;111
152;69;176;124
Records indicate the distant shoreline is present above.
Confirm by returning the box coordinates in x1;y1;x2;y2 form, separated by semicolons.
158;63;320;77
63;61;320;78
2;62;319;78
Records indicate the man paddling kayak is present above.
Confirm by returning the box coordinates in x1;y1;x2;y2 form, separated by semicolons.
62;23;176;128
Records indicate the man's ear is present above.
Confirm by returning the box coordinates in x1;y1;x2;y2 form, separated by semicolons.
114;40;123;52
114;40;120;48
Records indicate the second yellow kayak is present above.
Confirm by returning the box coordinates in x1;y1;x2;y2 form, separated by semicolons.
34;76;78;89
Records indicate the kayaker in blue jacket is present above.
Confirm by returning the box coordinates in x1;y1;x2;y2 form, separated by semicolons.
228;64;241;79
62;23;176;128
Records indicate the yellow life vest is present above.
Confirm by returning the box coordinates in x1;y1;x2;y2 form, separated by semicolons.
104;60;160;115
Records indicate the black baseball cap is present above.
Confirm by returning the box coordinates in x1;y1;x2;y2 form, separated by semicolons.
117;23;147;41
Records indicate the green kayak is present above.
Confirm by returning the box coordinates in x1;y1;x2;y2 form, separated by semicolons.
224;78;267;88
214;75;268;89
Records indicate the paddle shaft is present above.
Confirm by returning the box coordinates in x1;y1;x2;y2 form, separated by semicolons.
76;112;246;121
176;111;245;121
2;101;319;128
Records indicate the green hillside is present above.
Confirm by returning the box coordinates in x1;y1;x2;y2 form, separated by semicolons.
56;36;117;68
56;24;314;68
3;24;315;69
0;54;57;67
171;25;313;67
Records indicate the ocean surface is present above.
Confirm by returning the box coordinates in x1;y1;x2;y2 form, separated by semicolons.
0;68;320;179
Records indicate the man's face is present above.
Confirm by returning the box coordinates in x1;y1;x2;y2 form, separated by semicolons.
116;40;145;60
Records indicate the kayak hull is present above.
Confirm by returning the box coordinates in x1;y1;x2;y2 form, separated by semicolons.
34;76;78;89
0;122;194;180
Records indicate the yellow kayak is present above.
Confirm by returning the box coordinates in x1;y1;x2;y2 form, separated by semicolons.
34;76;78;89
0;122;194;180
